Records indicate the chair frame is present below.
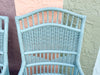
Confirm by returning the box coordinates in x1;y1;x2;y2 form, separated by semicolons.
0;16;9;75
15;7;86;75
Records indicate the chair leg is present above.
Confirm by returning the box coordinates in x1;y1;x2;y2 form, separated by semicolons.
74;66;78;75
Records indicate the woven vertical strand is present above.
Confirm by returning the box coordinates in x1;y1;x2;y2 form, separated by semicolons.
0;19;2;30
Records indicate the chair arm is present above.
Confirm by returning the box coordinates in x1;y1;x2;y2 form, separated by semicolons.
76;61;84;75
18;63;26;75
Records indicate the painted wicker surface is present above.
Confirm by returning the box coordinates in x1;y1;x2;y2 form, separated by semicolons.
0;16;9;75
15;8;86;75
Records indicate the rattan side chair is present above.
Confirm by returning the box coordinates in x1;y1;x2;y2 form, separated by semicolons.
15;7;86;75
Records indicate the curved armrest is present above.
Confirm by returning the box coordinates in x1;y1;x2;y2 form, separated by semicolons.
18;62;26;75
2;64;9;75
76;61;84;75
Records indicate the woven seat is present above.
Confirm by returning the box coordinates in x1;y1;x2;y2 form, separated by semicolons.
0;16;9;75
15;7;86;75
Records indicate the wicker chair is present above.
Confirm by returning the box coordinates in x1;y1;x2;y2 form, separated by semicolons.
15;8;86;75
0;16;9;75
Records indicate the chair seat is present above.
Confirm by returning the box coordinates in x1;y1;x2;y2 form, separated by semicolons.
34;73;64;75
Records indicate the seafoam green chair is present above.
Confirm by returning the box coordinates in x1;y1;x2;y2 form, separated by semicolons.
0;16;9;75
15;8;86;75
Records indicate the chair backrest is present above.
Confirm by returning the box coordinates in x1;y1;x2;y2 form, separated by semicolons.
0;16;8;74
15;8;86;66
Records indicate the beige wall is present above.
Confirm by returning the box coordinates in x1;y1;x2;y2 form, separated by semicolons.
63;0;100;75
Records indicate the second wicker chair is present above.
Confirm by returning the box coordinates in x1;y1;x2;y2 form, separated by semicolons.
0;16;9;75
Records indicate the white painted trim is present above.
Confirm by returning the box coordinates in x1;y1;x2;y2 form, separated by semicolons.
93;48;100;75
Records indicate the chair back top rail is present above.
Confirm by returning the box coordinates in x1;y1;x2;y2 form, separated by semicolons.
15;7;86;31
16;7;85;19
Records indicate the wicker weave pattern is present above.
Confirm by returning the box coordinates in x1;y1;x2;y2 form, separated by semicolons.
22;26;79;52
